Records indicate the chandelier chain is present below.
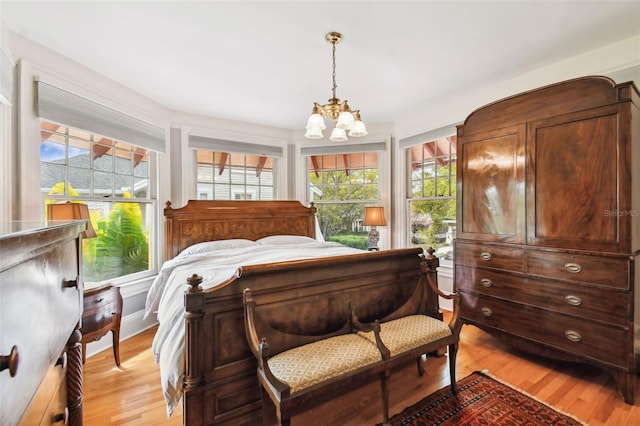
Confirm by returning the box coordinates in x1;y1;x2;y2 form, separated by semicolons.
331;40;337;99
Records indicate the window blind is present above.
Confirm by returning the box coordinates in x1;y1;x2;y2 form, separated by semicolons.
35;79;166;153
189;135;283;158
398;123;461;149
300;141;386;156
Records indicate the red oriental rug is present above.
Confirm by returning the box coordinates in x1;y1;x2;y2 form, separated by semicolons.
380;371;587;426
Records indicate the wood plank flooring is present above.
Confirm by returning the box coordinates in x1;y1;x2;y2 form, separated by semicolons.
83;320;639;425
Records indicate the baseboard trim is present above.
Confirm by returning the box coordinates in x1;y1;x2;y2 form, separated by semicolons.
84;309;158;360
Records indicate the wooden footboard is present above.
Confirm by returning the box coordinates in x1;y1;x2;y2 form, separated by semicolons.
182;247;425;425
161;201;434;425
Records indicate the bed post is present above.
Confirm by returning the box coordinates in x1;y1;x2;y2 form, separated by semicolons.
164;201;174;262
183;274;205;424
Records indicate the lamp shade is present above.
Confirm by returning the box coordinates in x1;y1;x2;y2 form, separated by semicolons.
47;202;97;238
336;110;355;130
305;126;324;139
348;119;368;137
329;127;348;142
363;206;387;227
306;113;326;131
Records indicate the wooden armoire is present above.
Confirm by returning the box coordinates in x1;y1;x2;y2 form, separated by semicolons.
454;76;639;404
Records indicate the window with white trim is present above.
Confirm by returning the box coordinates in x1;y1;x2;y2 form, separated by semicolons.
306;147;382;250
34;79;164;284
196;150;274;200
40;120;156;284
189;135;280;200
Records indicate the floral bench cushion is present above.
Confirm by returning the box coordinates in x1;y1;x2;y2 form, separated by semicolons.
267;333;382;394
358;314;452;357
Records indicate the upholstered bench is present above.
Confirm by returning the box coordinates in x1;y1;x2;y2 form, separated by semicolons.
358;314;453;356
265;332;384;394
243;249;461;426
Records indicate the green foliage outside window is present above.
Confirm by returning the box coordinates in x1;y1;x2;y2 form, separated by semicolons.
48;183;149;282
309;165;378;248
85;197;149;281
411;163;456;251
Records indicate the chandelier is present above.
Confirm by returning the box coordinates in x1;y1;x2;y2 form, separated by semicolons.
305;32;367;142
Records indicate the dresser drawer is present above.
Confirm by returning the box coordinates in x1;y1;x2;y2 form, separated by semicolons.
455;241;524;272
82;285;119;334
455;266;630;326
19;352;68;425
526;251;630;289
1;226;83;426
460;292;629;368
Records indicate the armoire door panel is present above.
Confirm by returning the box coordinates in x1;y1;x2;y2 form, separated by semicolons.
457;125;526;243
527;105;622;251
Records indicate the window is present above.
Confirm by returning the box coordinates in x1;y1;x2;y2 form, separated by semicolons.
407;136;457;259
307;151;380;249
40;121;155;284
195;150;275;200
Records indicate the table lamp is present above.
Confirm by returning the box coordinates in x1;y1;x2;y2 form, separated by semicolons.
363;206;386;251
47;201;97;238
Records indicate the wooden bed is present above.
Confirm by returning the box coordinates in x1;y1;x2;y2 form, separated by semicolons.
162;200;438;425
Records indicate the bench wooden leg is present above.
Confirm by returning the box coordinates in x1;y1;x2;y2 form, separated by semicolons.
380;370;390;425
260;387;279;426
416;355;425;376
448;342;459;394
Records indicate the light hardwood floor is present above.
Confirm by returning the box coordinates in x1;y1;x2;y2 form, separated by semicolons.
83;319;640;425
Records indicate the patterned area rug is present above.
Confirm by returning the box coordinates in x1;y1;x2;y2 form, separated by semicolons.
380;371;587;426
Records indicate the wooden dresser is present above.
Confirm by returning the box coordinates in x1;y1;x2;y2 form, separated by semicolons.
455;76;639;403
0;221;85;425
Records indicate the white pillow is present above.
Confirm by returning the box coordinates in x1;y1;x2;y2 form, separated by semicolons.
256;235;317;245
180;239;257;256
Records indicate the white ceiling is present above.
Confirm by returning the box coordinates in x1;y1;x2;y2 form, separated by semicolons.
1;1;639;131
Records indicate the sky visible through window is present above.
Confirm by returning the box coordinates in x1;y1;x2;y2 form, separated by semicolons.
40;143;85;162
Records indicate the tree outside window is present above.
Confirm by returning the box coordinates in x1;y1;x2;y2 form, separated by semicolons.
308;152;379;249
408;136;457;259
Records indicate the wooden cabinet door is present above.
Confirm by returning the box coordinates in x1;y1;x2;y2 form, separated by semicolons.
526;104;628;252
457;124;526;243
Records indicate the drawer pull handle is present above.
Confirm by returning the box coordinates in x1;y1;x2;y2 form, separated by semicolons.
63;276;80;289
53;407;69;424
564;263;582;274
0;345;19;377
94;298;104;304
480;252;492;261
480;307;493;317
565;330;582;342
565;295;582;306
56;352;67;369
480;278;493;288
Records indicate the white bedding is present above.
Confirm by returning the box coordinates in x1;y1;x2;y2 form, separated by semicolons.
144;238;364;417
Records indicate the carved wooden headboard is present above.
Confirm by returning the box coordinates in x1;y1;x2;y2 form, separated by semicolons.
163;200;317;260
